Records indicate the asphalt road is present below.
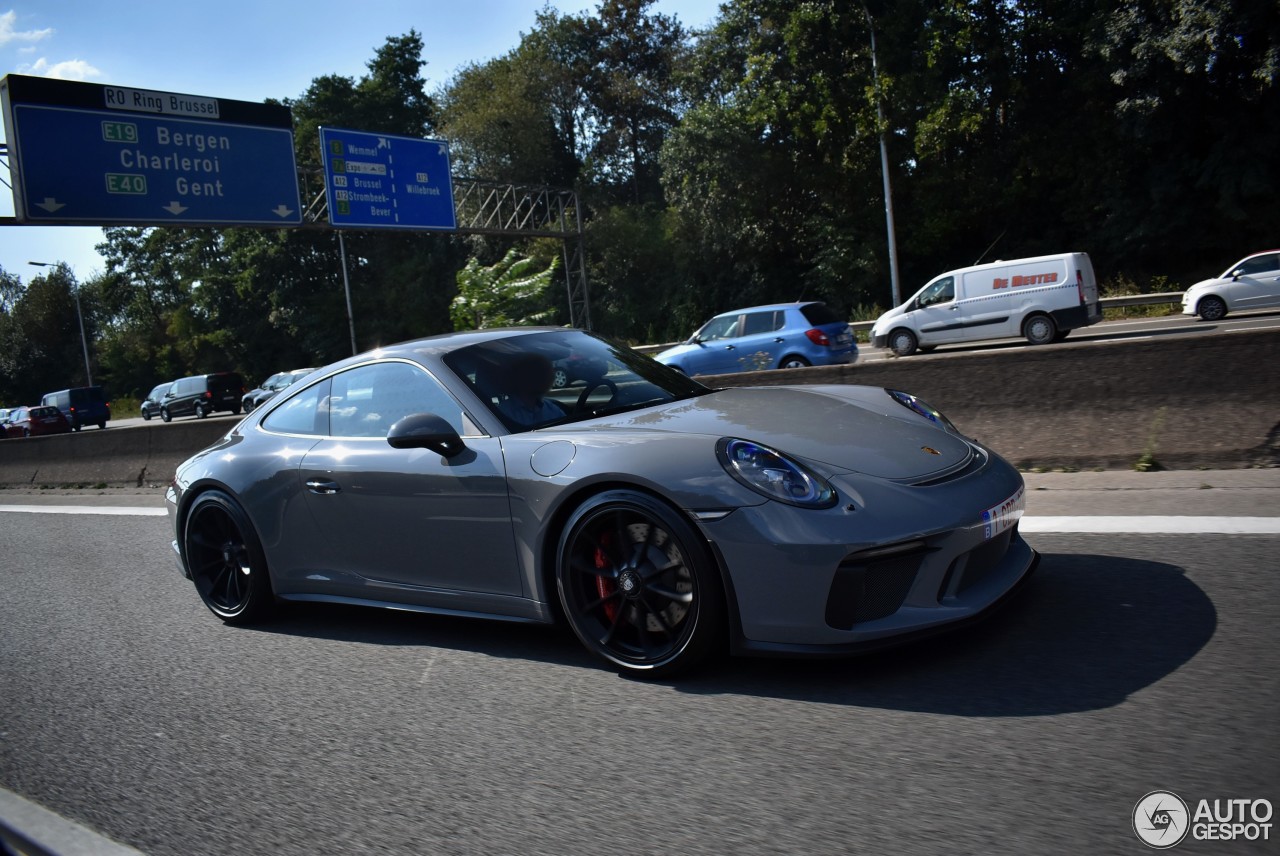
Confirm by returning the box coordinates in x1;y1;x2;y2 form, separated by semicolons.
1;477;1277;855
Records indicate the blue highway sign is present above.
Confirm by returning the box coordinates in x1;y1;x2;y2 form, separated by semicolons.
320;127;455;230
1;74;301;226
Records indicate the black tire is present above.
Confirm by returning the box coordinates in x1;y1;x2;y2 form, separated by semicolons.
231;405;242;416
98;421;106;429
183;490;275;623
194;402;208;419
142;410;152;421
778;355;810;369
556;490;725;677
1023;313;1056;345
1197;295;1227;321
160;407;172;423
72;424;82;432
889;328;918;357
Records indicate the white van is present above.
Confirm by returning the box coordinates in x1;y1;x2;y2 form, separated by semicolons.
870;252;1101;356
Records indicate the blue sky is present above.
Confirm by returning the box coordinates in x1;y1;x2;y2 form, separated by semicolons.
0;0;724;285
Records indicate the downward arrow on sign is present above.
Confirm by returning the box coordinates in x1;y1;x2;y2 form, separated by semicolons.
163;202;188;215
35;197;65;213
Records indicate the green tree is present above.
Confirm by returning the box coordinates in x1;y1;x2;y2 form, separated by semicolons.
451;249;561;330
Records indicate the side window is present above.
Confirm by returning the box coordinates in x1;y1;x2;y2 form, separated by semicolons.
699;315;740;341
1238;254;1279;276
741;311;779;336
261;378;330;436
328;361;465;439
919;277;955;307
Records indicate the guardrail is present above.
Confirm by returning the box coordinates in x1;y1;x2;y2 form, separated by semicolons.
633;292;1184;353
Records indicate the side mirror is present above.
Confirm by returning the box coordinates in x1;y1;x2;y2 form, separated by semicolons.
1230;269;1244;281
386;412;466;457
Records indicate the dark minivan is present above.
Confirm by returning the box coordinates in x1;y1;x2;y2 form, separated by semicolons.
161;373;246;421
41;386;111;430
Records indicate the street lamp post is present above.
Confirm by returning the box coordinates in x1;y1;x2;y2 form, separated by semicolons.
28;261;93;387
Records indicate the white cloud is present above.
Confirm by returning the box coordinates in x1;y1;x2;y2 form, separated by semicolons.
0;10;52;46
18;57;101;81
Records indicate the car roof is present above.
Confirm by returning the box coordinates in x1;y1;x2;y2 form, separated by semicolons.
709;301;822;318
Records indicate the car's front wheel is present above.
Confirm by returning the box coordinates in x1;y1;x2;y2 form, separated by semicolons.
889;328;918;357
1197;295;1228;321
160;407;172;423
183;490;274;623
142;410;151;421
556;490;725;678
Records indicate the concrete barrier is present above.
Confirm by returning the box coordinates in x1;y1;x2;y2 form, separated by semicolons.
710;327;1279;471
0;418;234;487
0;329;1275;484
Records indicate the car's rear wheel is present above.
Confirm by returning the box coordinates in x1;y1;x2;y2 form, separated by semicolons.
556;490;724;677
552;367;569;389
889;328;918;356
183;490;274;623
779;355;810;369
194;402;208;419
1023;313;1057;345
160;407;172;423
1197;295;1227;321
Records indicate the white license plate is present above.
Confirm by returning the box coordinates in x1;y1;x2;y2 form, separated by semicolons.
981;485;1025;540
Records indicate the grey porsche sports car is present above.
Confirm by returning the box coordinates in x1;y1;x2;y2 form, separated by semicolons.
167;327;1036;677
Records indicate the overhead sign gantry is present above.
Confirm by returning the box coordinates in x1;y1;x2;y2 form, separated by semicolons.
0;74;301;226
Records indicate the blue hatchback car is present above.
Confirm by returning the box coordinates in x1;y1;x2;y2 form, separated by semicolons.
655;301;857;376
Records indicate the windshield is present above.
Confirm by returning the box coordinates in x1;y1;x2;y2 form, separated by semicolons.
442;329;709;433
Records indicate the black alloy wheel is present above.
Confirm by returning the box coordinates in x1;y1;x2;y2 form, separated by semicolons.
183;490;274;623
1198;295;1227;321
557;490;725;677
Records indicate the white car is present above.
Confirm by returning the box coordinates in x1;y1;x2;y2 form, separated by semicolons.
1182;250;1280;321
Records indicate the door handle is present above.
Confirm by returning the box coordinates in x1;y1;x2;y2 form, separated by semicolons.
724;345;736;350
306;479;340;495
773;337;785;343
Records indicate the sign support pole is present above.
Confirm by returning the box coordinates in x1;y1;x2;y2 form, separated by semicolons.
337;232;357;355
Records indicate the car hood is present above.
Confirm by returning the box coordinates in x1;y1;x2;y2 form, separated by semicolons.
871;303;907;333
575;385;974;480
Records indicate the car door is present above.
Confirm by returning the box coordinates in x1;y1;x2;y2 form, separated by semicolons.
1228;253;1280;311
297;359;523;597
732;310;786;370
910;277;967;344
685;313;745;375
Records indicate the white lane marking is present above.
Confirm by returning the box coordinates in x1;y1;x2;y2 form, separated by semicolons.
1228;324;1280;333
0;505;167;516
1021;516;1280;535
0;506;1277;534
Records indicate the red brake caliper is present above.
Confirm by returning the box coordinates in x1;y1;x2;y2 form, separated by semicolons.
593;533;619;622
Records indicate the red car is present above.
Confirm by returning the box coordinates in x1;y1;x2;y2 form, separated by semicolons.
4;405;72;438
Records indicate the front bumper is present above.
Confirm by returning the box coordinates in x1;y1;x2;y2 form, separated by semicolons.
698;453;1036;653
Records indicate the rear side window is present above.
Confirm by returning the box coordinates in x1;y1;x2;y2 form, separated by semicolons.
741;311;783;335
799;303;842;325
261;378;330;436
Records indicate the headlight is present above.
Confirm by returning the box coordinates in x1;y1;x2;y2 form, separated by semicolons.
717;438;836;508
887;389;959;433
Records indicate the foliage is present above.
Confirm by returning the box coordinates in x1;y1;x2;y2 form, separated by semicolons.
450;250;561;330
4;0;1276;381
